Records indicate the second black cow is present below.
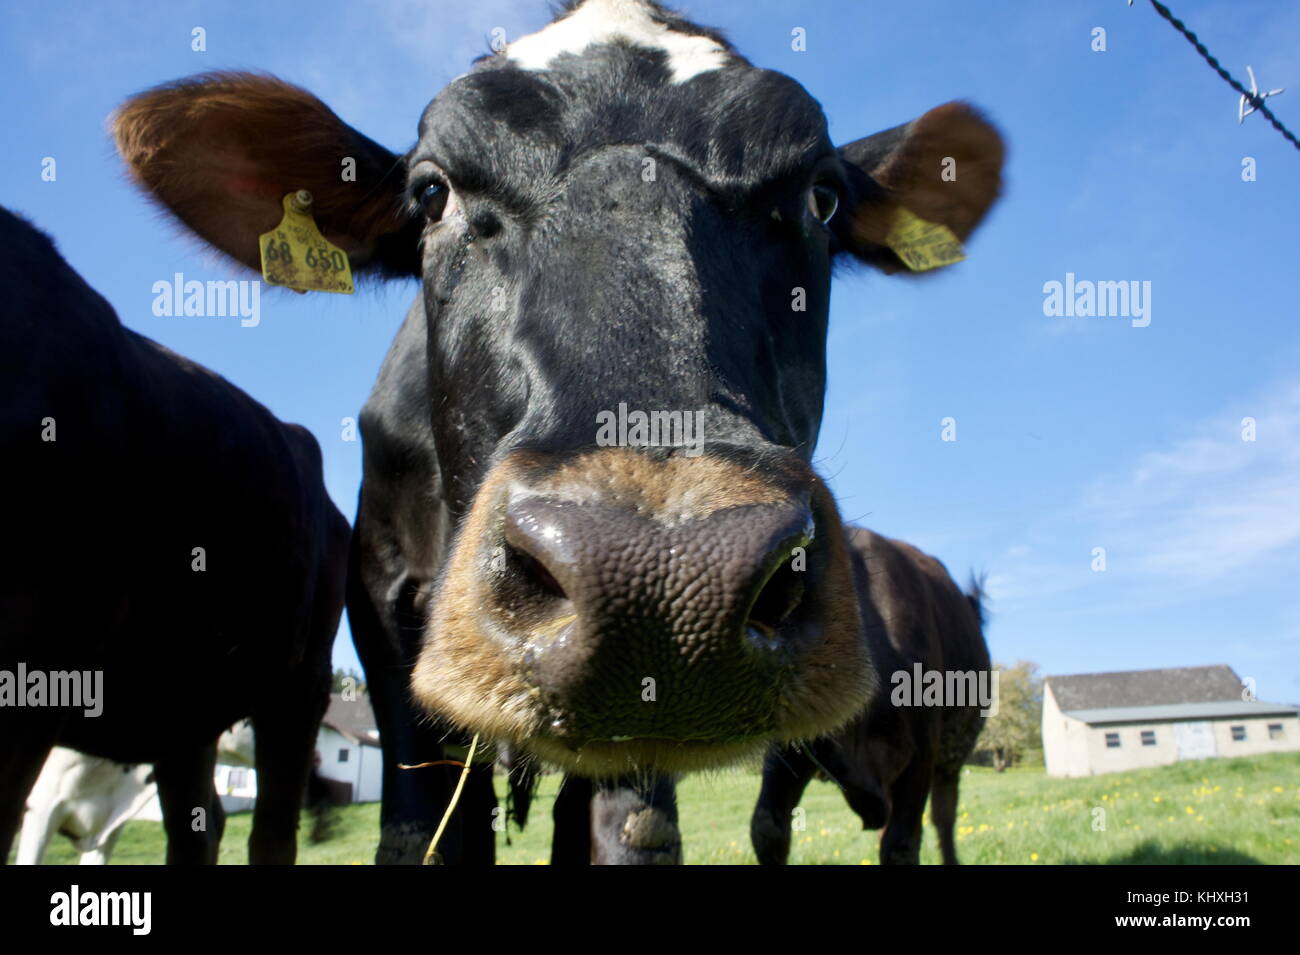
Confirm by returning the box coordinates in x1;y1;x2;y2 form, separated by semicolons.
0;208;349;864
751;527;991;865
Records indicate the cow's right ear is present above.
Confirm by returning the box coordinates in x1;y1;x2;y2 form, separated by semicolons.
113;72;420;278
834;102;1004;274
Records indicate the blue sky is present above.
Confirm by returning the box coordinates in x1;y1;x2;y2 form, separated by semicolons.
4;0;1298;702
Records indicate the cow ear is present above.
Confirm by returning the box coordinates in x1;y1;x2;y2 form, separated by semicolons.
835;102;1003;274
113;72;420;279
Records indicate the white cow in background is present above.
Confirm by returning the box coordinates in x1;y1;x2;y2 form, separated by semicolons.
17;723;256;865
16;747;156;865
217;719;256;766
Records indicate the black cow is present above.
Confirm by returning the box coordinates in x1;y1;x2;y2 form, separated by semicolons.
0;208;349;864
111;0;1002;863
752;528;991;865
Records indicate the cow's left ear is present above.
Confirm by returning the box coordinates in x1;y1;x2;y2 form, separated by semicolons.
113;72;421;279
835;102;1004;273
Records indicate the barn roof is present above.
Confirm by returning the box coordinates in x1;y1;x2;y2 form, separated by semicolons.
322;693;380;747
1046;664;1244;711
1065;700;1300;726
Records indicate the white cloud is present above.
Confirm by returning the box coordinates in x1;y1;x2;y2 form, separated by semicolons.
989;377;1300;610
1083;380;1300;583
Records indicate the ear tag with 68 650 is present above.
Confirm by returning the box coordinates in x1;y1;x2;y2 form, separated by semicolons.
258;191;355;294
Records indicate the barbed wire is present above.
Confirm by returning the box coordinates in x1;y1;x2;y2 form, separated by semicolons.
1145;0;1299;152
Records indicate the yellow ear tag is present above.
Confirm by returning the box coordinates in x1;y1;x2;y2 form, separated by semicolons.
258;191;355;294
883;206;966;272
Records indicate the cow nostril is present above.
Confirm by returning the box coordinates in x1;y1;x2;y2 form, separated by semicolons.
746;551;806;634
508;543;569;602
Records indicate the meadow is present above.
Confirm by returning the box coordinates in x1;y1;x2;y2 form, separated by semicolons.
18;751;1298;865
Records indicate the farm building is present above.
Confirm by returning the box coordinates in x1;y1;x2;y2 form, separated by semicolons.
1042;665;1300;777
134;692;382;820
315;693;383;804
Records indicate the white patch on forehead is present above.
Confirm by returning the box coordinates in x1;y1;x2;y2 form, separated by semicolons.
507;0;728;84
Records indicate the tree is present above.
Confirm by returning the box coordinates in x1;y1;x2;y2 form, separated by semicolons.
980;660;1042;771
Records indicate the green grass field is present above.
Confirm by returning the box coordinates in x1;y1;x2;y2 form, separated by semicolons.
16;751;1298;865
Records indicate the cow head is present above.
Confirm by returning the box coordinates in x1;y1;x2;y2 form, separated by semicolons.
114;0;1002;774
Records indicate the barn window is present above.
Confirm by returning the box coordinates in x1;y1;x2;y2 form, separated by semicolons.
1140;730;1156;746
1105;732;1120;748
338;748;349;762
1268;723;1284;741
1230;725;1246;742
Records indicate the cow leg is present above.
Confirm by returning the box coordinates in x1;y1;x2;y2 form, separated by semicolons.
458;764;499;864
929;766;962;865
878;752;934;865
0;598;69;864
154;742;223;864
80;824;123;865
550;774;593;865
14;789;61;865
354;613;499;861
590;775;681;865
349;533;471;864
366;712;465;865
249;667;329;864
0;712;61;864
415;761;498;866
750;746;817;865
355;663;478;863
355;644;442;865
555;774;683;865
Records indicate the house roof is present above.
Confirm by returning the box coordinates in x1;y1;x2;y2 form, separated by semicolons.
1065;700;1300;726
1046;664;1245;711
322;693;381;747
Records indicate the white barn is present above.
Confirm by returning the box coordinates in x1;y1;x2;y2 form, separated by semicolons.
1042;664;1300;777
315;693;382;803
138;692;382;820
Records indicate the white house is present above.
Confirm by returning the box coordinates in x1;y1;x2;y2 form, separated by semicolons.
315;693;382;803
137;693;383;820
1042;664;1300;777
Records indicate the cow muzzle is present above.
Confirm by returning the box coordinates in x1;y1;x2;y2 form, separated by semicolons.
411;447;871;774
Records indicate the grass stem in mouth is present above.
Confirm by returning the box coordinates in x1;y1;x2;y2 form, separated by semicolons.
422;733;480;865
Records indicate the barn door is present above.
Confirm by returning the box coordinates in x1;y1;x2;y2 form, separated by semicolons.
1173;721;1216;760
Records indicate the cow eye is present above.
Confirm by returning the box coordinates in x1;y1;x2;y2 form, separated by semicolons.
806;183;840;224
417;180;451;221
